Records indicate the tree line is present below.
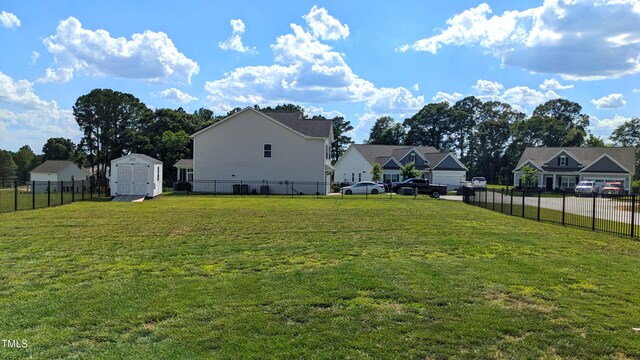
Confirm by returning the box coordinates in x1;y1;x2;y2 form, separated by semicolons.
1;89;637;185
364;97;636;183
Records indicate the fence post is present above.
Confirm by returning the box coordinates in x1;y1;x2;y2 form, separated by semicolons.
562;190;566;225
47;181;51;207
82;180;85;201
500;188;504;213
536;189;542;221
521;189;525;218
365;184;368;200
32;180;36;210
592;193;597;231
60;181;63;205
71;176;75;203
90;180;93;199
291;181;294;198
14;179;18;211
510;189;514;215
317;182;319;198
214;180;217;196
631;194;636;238
240;180;243;197
492;189;495;211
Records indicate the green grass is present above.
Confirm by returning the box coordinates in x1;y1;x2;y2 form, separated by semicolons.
1;196;640;359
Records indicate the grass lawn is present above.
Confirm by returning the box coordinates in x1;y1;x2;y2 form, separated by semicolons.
1;196;640;359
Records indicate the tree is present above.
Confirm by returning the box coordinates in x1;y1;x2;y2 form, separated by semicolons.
73;89;152;178
13;145;37;182
371;163;382;182
403;102;453;149
399;162;421;180
330;116;353;163
513;99;589;148
366;116;405;145
42;138;75;161
451;96;482;160
610;117;640;178
157;130;191;180
585;134;606;147
0;150;17;183
519;165;539;188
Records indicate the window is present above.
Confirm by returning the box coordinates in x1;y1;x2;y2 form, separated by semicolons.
559;155;567;166
264;144;272;158
560;176;577;188
326;144;330;160
358;173;362;182
383;174;400;183
410;153;416;163
351;173;355;182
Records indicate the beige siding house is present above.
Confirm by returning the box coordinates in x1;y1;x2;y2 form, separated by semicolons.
191;107;333;194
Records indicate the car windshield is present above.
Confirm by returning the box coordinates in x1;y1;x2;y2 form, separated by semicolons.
473;177;485;181
578;181;593;186
605;183;622;188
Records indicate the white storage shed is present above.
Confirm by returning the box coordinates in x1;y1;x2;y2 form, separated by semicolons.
110;154;163;197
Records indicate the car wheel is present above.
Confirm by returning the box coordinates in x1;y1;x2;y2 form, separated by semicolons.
430;191;440;199
345;190;352;195
371;189;378;194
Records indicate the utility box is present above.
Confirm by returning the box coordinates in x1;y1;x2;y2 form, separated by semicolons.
110;154;163;198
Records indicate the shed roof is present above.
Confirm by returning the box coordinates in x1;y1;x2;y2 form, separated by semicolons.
111;153;163;164
30;160;76;174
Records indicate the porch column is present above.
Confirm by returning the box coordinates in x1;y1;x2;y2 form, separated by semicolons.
553;174;557;189
177;168;180;181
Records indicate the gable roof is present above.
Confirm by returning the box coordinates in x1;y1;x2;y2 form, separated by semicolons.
111;153;163;164
352;144;439;166
431;153;469;171
174;159;193;168
30;160;77;174
516;147;635;174
191;107;332;139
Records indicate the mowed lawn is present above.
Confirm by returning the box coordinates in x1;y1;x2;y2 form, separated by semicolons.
1;196;640;359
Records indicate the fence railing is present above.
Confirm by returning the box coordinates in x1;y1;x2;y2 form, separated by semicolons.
0;179;110;214
463;188;639;239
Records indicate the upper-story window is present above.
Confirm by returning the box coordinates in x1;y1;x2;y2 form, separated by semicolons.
264;144;272;158
410;153;416;163
559;155;567;166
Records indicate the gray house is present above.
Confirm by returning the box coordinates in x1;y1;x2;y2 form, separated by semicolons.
513;147;635;192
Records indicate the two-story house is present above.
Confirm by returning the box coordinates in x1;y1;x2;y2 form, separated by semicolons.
191;107;333;194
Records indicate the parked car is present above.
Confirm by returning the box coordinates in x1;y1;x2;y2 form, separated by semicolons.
341;181;385;195
472;177;487;188
601;182;624;197
456;181;473;195
574;180;598;197
390;178;448;198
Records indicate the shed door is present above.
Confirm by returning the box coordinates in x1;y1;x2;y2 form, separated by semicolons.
133;164;149;195
117;165;133;195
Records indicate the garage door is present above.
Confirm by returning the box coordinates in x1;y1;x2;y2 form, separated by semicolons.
433;172;466;189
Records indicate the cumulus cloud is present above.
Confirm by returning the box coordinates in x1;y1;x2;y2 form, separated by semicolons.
591;93;627;108
158;88;198;103
0;72;79;151
304;106;345;119
0;11;20;28
399;1;640;80
218;19;257;53
204;6;423;115
503;86;559;107
539;78;574;90
40;17;198;83
473;79;504;95
30;51;40;65
432;91;464;103
633;88;640;93
303;5;349;40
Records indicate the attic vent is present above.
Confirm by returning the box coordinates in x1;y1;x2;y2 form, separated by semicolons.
129;157;137;162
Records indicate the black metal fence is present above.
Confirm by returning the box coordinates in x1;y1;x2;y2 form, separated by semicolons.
464;188;639;239
0;179;110;214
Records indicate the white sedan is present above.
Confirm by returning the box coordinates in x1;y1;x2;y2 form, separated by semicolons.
341;181;386;195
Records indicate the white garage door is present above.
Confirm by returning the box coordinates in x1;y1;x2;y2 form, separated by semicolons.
433;171;466;190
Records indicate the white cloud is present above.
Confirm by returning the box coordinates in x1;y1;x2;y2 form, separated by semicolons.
30;51;40;65
473;79;504;95
204;6;423;116
304;106;345;119
303;5;349;40
218;19;257;53
539;78;574;90
591;93;627;108
412;83;420;92
41;17;198;83
0;72;79;151
502;86;558;107
432;91;464;103
399;1;640;80
0;11;20;28
158;88;198;103
591;114;631;129
633;88;640;93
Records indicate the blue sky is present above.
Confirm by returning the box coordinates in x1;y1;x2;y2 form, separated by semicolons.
1;0;639;152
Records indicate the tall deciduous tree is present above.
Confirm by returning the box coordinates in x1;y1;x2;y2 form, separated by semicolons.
366;116;405;145
610;117;640;178
403;102;453;150
157;130;191;180
14;145;37;182
42;138;75;161
0;150;17;183
513;99;589;148
73;89;152;178
371;163;382;182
